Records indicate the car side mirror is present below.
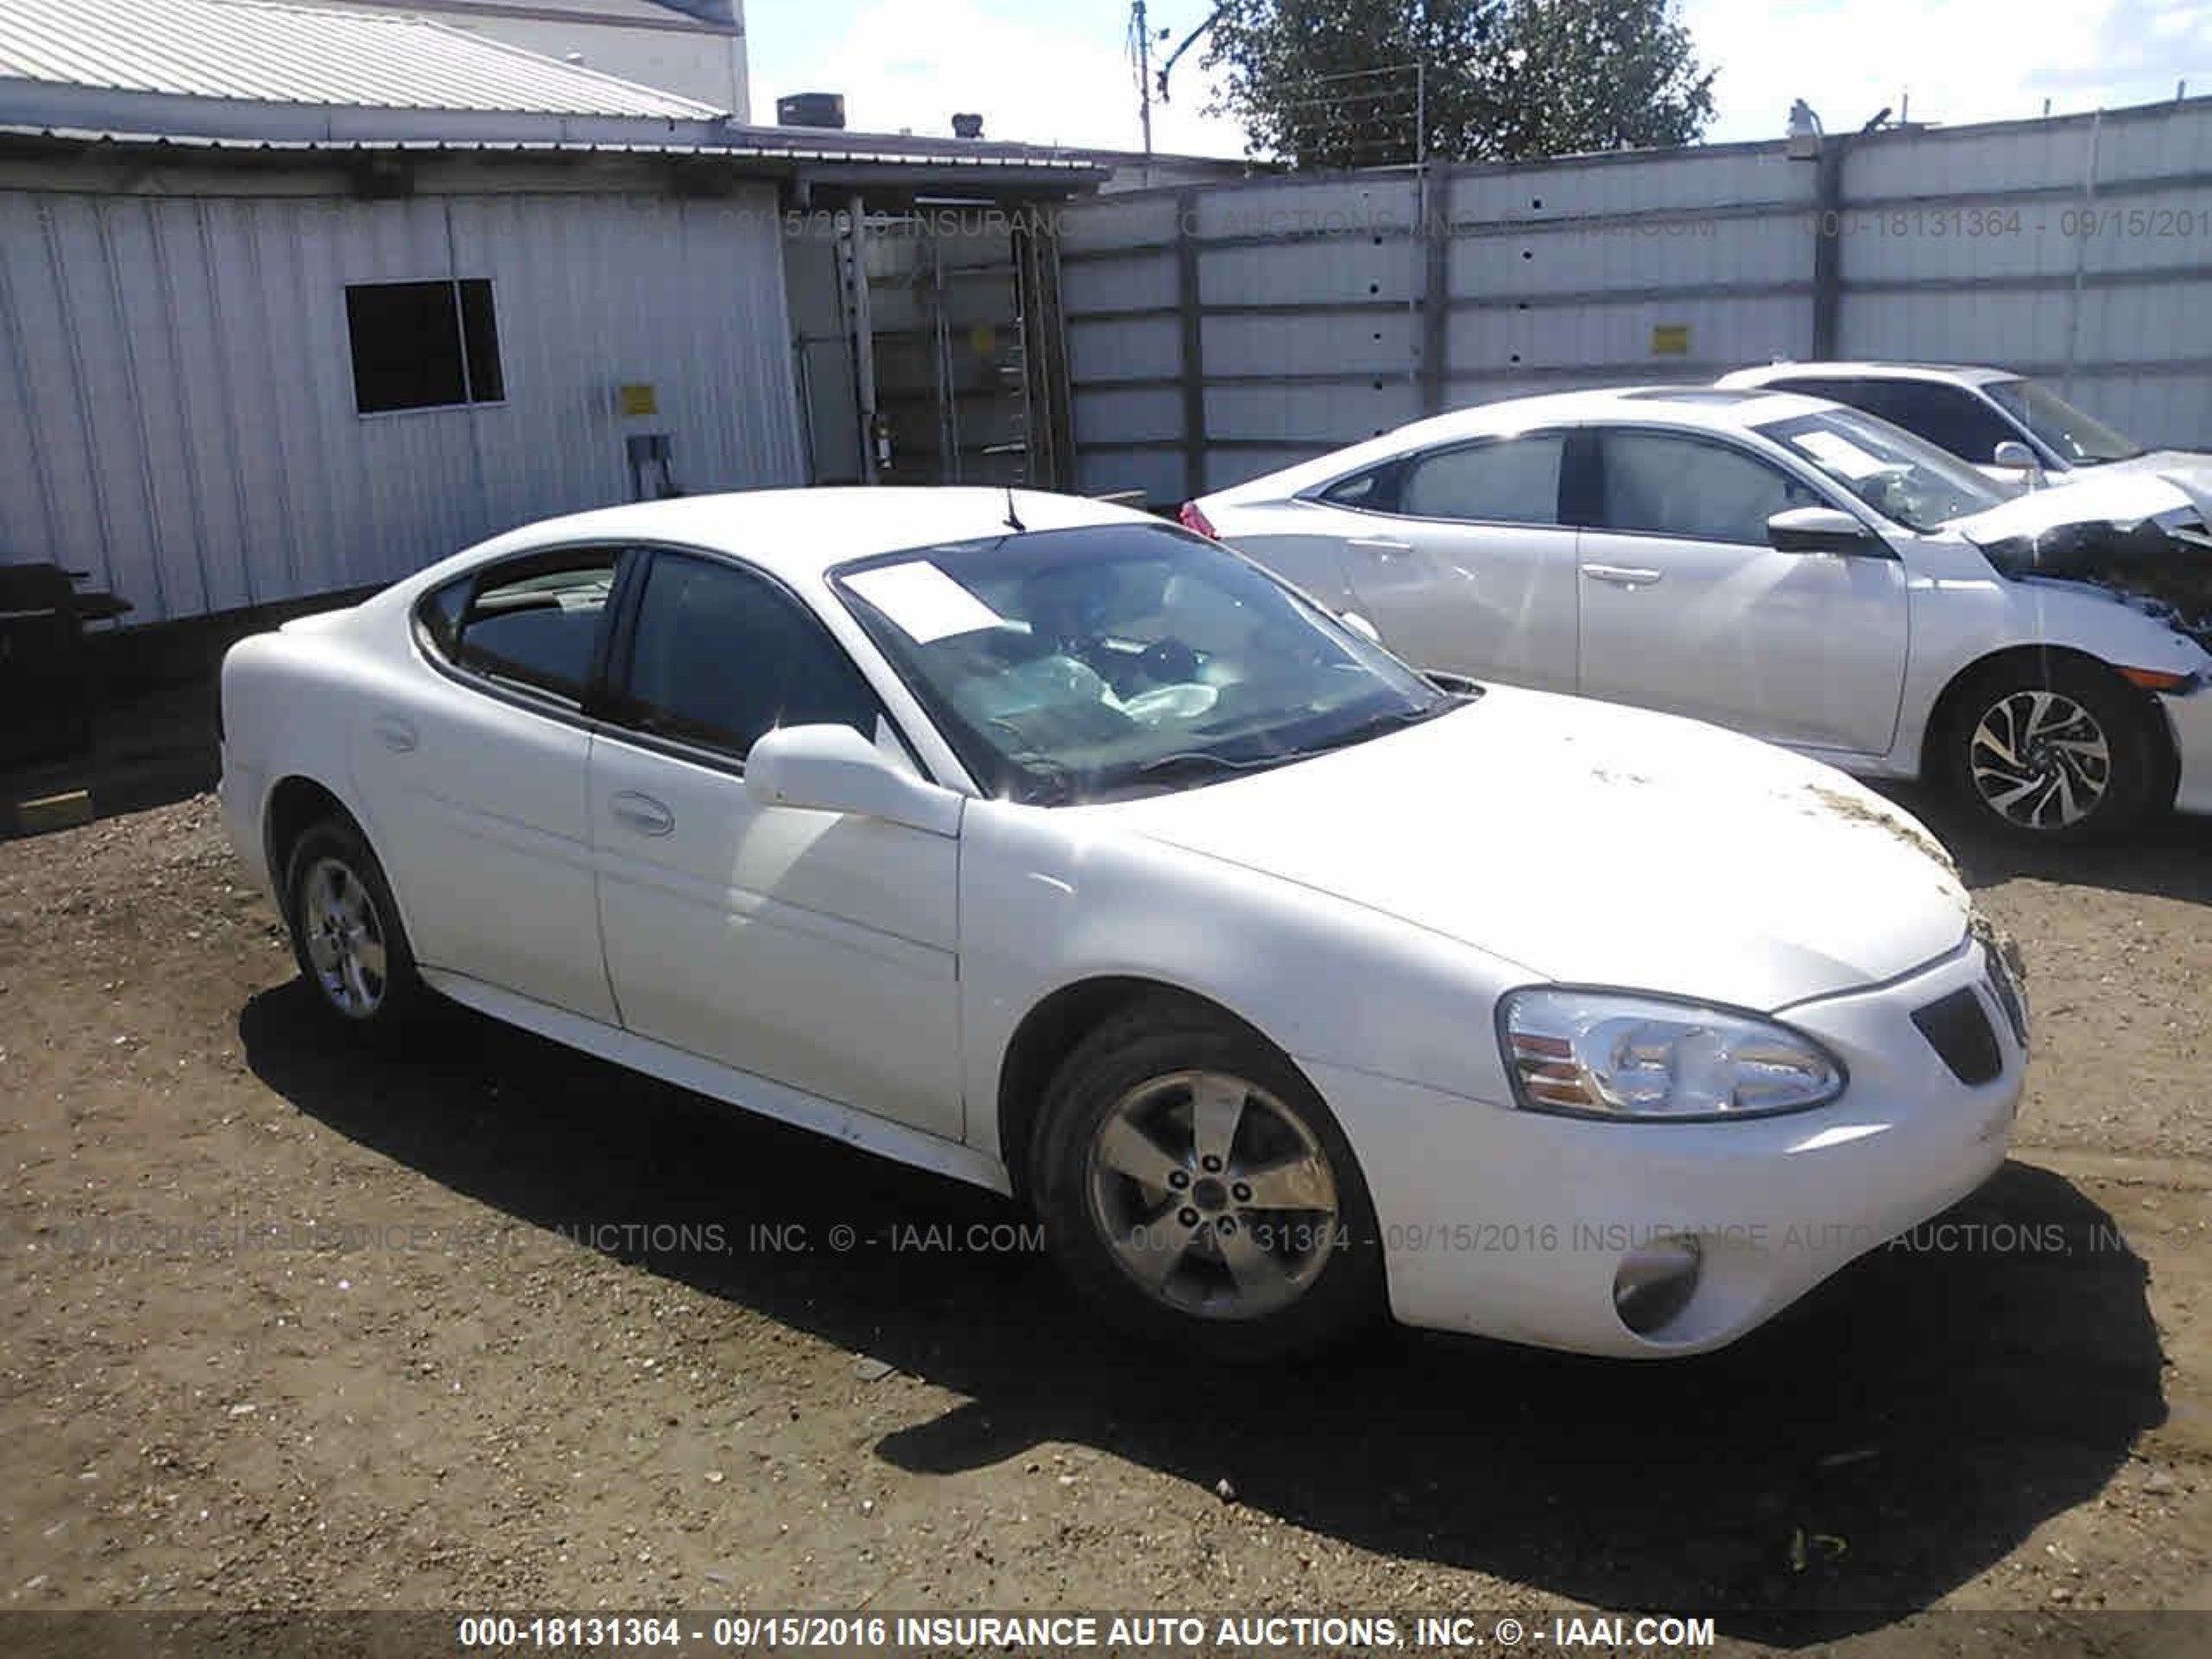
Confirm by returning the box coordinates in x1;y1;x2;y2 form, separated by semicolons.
745;724;963;836
1991;440;2045;486
1766;505;1886;556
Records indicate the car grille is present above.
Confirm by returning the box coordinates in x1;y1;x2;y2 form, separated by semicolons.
1912;988;2002;1086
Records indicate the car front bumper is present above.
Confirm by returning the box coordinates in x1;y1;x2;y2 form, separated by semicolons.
1309;936;2022;1357
2160;681;2212;817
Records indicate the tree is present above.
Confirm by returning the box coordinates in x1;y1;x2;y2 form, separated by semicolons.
1202;0;1503;170
1487;0;1717;159
1202;0;1715;168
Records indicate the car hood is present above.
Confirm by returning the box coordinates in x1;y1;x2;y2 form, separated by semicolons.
1088;687;1971;1011
1951;472;2212;648
2093;450;2212;518
1951;468;2202;543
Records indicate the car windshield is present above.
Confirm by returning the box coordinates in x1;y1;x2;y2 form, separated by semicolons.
1984;377;2144;465
1756;406;2005;532
830;522;1454;805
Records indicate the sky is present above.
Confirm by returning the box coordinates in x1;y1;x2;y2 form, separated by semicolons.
743;0;2212;154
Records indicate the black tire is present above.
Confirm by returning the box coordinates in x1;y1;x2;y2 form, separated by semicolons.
282;816;423;1032
1939;657;2166;843
1028;995;1383;1360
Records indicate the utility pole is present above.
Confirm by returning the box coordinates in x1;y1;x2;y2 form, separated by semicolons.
1135;1;1154;156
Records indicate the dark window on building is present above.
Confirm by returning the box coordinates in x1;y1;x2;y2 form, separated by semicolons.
345;279;505;414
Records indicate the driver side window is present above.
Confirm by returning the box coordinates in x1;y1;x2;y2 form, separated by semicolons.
613;552;881;762
1861;382;2020;466
1593;431;1823;545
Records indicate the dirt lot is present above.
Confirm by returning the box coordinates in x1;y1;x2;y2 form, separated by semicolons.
3;787;2212;1649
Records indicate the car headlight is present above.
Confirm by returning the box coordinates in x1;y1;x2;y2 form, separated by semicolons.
1499;988;1846;1122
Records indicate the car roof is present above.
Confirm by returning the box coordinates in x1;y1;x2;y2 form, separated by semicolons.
466;486;1153;584
1718;360;2023;389
1199;385;1840;505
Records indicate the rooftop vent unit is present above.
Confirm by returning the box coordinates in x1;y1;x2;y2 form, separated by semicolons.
777;92;847;130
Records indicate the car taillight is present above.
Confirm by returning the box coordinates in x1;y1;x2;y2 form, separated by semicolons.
1177;500;1218;539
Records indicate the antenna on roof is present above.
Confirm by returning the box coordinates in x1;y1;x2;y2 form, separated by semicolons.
1003;487;1027;533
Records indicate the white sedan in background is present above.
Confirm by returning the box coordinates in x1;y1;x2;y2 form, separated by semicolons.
1188;387;2212;842
221;488;2022;1360
1717;361;2212;505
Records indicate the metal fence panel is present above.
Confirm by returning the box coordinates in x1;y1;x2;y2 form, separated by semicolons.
1060;98;2212;505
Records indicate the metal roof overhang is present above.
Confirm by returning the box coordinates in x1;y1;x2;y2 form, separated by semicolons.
0;83;1110;202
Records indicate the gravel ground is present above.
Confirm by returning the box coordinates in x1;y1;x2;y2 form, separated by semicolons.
2;791;2209;1649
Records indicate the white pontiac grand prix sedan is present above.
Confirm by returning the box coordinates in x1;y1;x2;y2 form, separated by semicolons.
1189;386;2212;842
219;488;2025;1359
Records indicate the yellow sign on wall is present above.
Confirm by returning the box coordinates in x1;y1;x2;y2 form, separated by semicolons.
1649;324;1691;357
618;383;659;416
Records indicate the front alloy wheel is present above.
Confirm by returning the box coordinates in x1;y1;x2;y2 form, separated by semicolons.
1967;688;2112;833
1945;659;2164;843
1031;996;1381;1359
1087;1069;1342;1321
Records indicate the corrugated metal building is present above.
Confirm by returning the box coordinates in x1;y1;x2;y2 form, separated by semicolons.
314;1;753;118
0;0;1100;626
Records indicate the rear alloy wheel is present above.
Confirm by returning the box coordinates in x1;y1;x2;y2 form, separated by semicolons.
283;818;422;1029
1948;661;2162;842
1032;998;1382;1359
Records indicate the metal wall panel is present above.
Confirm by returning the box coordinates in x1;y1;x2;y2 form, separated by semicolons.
1185;175;1421;242
1449;293;1808;378
1452;147;1805;219
1205;379;1420;445
1840;289;2081;363
1055;192;1182;255
1200;238;1422;308
1073;446;1182;504
1205;309;1421;378
1067;315;1180;382
1071;385;1182;443
0;181;804;622
1058;251;1179;315
1060;99;2212;505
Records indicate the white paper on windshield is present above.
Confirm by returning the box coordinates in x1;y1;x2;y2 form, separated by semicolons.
845;561;1006;643
1795;429;1893;480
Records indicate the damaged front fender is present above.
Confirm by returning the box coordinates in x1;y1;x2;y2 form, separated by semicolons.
1959;478;2212;651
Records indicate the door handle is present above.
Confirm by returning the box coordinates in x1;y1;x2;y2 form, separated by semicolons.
609;791;676;837
371;714;418;753
1580;563;1664;587
1350;537;1413;558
